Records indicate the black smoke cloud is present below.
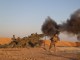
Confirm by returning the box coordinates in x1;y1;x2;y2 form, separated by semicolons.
60;9;80;34
41;9;80;40
60;9;80;40
41;16;59;37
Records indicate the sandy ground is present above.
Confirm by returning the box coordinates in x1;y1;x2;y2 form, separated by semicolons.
0;47;80;60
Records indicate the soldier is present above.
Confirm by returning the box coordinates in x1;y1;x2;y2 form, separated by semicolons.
49;33;60;52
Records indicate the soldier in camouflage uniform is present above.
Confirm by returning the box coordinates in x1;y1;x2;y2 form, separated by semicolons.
49;33;60;52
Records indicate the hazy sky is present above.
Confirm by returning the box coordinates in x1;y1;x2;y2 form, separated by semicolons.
0;0;80;40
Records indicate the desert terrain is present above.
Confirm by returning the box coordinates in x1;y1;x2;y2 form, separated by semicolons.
0;47;80;60
0;37;80;60
0;37;11;45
